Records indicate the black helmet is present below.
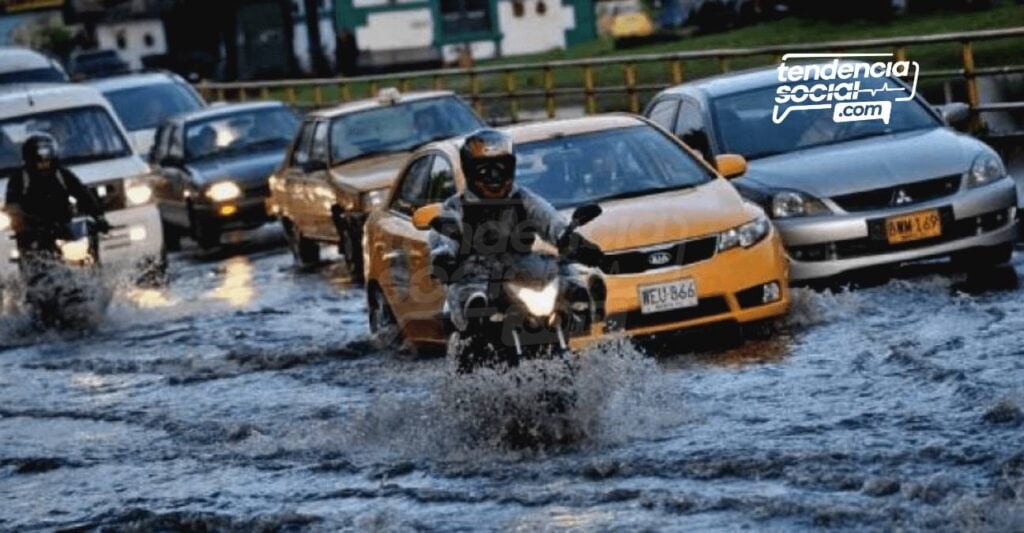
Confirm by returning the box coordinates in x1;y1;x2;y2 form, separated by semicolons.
22;133;59;175
460;129;515;200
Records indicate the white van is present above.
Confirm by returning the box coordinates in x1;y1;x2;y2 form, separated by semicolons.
0;84;164;281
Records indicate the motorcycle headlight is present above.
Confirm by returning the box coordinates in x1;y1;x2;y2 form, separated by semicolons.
771;190;830;219
362;189;388;210
968;153;1006;189
719;216;771;252
0;210;10;232
125;176;155;206
206;181;242;202
509;279;559;318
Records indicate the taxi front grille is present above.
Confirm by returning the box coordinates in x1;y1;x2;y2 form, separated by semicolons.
605;296;730;331
831;175;961;212
601;236;717;275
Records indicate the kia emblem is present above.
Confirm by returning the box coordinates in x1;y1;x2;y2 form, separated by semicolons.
648;251;672;266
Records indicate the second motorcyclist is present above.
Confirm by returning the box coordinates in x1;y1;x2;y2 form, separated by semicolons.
4;133;111;268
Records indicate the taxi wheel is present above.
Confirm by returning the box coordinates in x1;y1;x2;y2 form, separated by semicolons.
283;218;320;267
368;284;401;350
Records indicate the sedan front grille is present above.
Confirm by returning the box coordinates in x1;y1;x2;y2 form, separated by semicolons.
601;236;717;275
831;175;961;212
788;207;1012;262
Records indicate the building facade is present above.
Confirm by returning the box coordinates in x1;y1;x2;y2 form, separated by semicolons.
335;0;595;71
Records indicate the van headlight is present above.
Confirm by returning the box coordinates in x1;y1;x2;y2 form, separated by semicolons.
968;153;1006;189
719;216;771;251
125;176;155;206
508;279;559;318
206;181;242;202
362;189;388;210
0;210;10;232
771;190;830;218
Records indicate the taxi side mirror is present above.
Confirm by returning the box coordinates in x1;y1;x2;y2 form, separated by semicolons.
412;203;443;231
715;154;747;179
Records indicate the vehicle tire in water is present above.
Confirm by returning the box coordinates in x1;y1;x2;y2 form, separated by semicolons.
341;228;364;283
188;204;219;250
368;284;401;350
162;222;182;252
283;218;320;267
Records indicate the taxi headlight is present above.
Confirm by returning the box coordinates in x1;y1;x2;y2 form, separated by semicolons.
58;239;91;262
508;279;559;318
125;177;154;206
362;189;388;210
968;153;1006;189
206;181;242;202
771;190;830;219
0;210;10;232
719;216;771;252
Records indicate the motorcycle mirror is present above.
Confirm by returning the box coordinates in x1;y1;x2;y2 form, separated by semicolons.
412;203;443;231
571;204;602;227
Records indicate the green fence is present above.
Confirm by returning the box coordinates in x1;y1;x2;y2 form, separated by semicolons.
197;27;1024;130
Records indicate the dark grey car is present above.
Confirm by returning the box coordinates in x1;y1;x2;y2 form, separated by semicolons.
645;66;1017;281
150;101;299;249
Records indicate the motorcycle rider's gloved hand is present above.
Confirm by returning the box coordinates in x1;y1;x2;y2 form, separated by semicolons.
94;217;112;234
562;232;604;268
430;252;458;282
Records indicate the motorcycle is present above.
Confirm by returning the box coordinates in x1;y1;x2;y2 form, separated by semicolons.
430;203;606;374
11;217;111;329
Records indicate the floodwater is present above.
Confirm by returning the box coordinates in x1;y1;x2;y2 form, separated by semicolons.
0;229;1022;532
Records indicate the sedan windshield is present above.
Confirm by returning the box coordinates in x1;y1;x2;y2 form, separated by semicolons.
105;81;204;131
0;105;131;172
516;125;715;209
0;67;68;85
330;96;483;164
185;107;299;161
711;76;941;160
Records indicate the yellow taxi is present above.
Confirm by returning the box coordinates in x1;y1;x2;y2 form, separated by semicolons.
363;115;790;351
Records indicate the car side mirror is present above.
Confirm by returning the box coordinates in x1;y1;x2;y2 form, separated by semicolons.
937;102;971;130
715;154;747;179
571;203;602;227
412;203;443;231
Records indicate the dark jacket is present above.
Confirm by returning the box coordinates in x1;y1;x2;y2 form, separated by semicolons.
5;167;104;234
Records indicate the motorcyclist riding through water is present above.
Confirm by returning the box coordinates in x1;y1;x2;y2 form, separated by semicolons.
5;133;111;261
427;129;605;370
4;133;112;327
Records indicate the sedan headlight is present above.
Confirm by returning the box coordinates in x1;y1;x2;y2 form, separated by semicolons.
125;176;155;206
508;279;559;318
968;153;1006;189
0;210;10;232
206;181;242;202
771;190;830;219
719;216;771;252
362;189;389;210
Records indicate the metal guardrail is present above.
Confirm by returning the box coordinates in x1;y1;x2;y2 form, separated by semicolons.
197;27;1024;129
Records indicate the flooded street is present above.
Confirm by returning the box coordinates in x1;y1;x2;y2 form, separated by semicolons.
1;229;1022;532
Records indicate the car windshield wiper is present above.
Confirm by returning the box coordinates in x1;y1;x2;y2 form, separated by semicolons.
593;184;696;203
63;152;126;165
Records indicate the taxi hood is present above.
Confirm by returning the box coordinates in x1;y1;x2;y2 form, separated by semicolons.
330;152;408;193
577;178;751;252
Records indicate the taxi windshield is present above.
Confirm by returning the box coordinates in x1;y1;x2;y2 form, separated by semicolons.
105;81;204;131
0;105;131;172
329;96;483;164
516;125;715;209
